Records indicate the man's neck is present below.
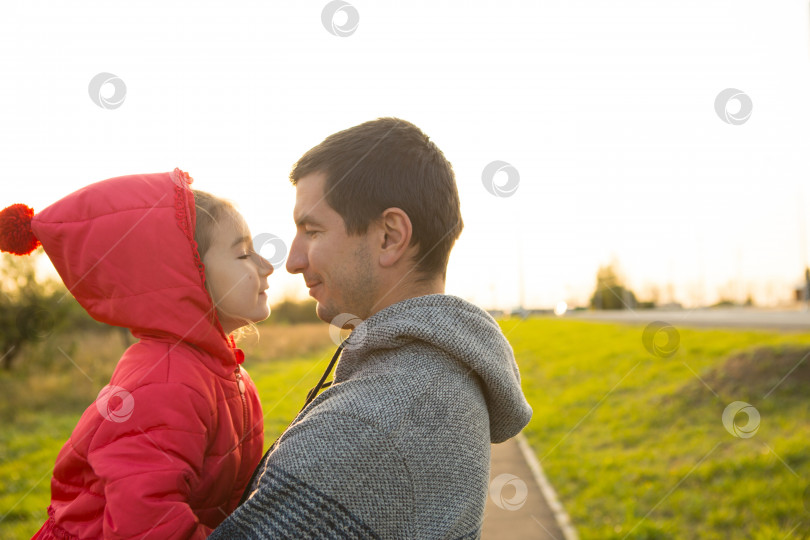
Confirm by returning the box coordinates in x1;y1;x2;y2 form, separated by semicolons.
367;276;445;318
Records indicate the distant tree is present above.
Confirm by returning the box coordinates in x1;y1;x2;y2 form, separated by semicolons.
0;251;100;369
589;263;638;310
804;267;810;306
266;296;323;325
1;252;58;369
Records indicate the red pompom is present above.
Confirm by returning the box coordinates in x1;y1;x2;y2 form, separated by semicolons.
0;204;40;255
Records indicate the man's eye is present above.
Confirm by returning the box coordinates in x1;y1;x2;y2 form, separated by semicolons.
305;230;319;237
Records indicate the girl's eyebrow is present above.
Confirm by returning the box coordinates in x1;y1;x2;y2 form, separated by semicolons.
230;236;251;248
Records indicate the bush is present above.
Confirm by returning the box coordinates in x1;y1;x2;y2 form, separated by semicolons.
589;263;640;310
267;297;322;325
0;251;106;370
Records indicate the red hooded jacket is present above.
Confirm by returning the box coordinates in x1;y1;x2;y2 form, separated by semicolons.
29;169;264;539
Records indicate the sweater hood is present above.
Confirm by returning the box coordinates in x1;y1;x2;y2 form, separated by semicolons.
335;294;532;443
30;168;240;370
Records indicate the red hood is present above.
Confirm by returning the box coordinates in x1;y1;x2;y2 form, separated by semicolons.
31;169;241;370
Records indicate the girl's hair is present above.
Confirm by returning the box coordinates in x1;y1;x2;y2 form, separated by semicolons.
193;190;240;260
192;189;259;342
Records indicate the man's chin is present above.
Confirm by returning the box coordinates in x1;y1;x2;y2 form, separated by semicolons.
315;302;335;325
316;302;359;327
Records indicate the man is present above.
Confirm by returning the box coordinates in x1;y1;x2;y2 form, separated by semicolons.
210;118;532;539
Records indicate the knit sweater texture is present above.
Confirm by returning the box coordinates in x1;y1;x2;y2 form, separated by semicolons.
209;294;533;539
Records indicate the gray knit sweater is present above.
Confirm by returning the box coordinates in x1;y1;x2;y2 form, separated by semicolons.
209;294;532;539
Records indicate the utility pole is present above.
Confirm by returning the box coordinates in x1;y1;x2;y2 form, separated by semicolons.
800;184;810;309
517;232;526;317
799;185;808;300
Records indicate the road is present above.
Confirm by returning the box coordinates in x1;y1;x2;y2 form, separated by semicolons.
562;307;810;331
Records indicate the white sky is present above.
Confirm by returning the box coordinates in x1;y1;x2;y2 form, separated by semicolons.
1;0;809;310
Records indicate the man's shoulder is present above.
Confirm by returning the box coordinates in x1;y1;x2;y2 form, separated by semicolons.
293;361;489;460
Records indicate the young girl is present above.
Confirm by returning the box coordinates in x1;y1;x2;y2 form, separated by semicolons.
0;168;271;539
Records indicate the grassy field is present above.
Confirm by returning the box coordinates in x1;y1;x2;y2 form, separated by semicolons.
1;318;809;538
504;318;810;539
0;322;337;538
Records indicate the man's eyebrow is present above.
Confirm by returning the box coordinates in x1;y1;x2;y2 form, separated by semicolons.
294;215;323;227
230;236;251;248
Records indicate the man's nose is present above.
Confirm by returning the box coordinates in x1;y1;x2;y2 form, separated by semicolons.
285;235;306;274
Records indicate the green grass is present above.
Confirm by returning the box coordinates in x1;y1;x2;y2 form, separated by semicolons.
0;323;337;538
2;319;810;539
501;317;810;539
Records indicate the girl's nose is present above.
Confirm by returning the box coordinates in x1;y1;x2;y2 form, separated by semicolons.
260;255;274;276
251;250;274;276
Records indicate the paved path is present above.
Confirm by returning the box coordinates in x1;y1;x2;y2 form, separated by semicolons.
482;435;577;540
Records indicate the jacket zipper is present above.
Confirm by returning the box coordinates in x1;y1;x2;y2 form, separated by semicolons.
234;368;248;447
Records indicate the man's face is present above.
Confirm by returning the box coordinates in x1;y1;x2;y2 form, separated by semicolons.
286;172;379;323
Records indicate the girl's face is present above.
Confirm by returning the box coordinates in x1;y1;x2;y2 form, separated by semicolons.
202;213;273;335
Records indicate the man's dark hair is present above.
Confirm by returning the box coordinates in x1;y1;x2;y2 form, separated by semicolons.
290;117;463;281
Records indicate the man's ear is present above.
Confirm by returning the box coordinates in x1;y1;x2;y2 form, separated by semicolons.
377;208;413;268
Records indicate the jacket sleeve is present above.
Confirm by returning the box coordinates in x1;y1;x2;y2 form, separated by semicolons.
208;410;413;539
87;381;213;540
